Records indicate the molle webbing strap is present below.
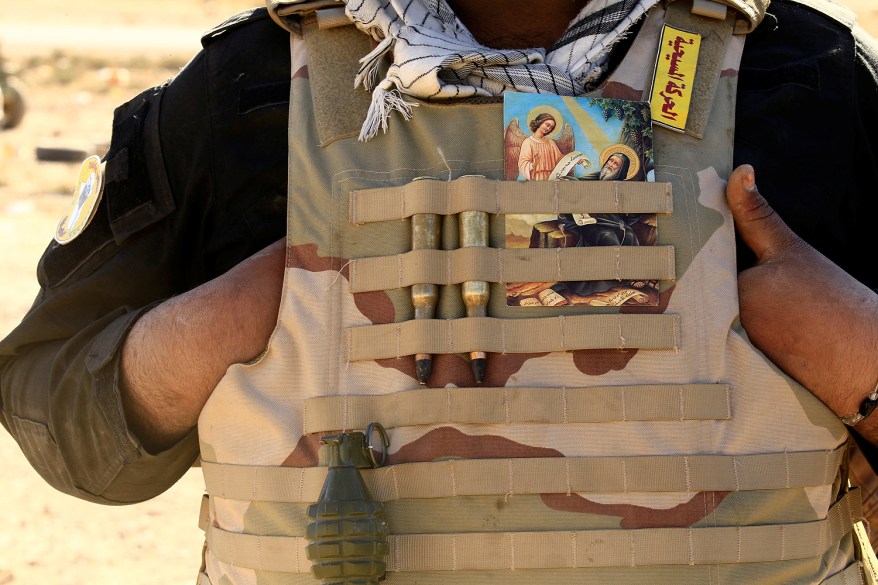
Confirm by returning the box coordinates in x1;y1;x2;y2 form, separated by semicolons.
315;7;352;29
349;176;673;224
346;314;680;361
349;246;676;292
301;384;731;434
198;563;865;585
267;0;345;34
721;0;768;32
271;0;343;19
201;445;847;503
824;563;870;585
204;487;861;572
692;0;729;20
855;517;878;584
198;493;210;532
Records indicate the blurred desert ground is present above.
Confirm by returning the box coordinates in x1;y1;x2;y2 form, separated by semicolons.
0;1;877;584
0;2;255;584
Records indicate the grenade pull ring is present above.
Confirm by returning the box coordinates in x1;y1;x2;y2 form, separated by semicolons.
365;422;389;468
305;423;390;584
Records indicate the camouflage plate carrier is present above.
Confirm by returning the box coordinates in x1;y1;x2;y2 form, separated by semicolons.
195;0;873;583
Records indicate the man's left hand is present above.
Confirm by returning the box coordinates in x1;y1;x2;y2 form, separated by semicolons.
726;164;878;440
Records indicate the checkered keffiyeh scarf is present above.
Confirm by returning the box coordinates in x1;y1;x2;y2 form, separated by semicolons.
344;0;659;140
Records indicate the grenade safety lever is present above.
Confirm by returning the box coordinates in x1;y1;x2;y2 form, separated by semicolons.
305;423;390;584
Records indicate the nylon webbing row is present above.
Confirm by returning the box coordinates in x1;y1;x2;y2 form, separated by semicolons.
349;176;673;224
302;384;731;434
346;314;680;361
205;487;861;572
823;562;868;585
199;563;865;585
202;445;845;503
348;245;675;293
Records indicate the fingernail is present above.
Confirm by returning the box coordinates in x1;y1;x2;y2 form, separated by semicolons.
742;169;756;192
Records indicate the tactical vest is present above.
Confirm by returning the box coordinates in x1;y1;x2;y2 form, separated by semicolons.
196;1;870;583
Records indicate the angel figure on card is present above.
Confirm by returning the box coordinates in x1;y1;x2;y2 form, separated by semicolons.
504;108;591;181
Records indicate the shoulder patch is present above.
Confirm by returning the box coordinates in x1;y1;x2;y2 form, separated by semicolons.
55;155;105;245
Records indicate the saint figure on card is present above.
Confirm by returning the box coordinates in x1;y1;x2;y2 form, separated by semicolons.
504;109;590;181
557;144;649;249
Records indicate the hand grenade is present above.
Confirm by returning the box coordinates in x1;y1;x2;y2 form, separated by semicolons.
305;424;390;584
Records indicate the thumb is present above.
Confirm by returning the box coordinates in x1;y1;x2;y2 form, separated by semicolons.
725;164;798;263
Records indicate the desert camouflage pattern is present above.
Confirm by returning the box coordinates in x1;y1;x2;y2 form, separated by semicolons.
196;2;863;583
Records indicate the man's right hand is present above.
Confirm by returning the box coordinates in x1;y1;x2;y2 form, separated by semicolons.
120;239;286;453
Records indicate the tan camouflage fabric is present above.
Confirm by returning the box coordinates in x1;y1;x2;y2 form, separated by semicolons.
197;2;864;583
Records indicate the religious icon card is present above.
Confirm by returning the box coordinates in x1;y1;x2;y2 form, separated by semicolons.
502;91;659;308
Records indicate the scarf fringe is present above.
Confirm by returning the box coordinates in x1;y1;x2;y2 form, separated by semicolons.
359;84;418;142
355;36;395;91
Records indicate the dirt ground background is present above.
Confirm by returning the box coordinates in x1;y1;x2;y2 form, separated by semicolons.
1;1;877;584
0;3;254;583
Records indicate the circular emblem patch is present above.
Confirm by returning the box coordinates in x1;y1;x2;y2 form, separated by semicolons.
55;155;104;245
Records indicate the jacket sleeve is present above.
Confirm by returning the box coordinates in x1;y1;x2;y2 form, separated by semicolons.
734;0;878;292
0;8;290;504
